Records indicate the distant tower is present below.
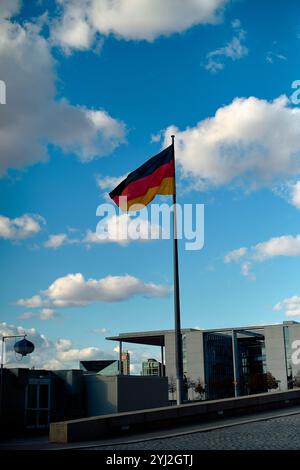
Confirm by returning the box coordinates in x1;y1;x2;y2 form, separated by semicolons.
142;358;163;376
121;351;130;375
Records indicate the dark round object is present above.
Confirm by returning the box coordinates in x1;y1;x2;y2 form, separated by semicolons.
14;338;35;356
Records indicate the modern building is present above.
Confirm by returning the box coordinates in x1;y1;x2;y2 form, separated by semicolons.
3;320;300;436
80;355;130;376
0;368;85;436
142;358;165;376
107;321;300;400
1;364;167;436
80;360;117;374
121;351;130;375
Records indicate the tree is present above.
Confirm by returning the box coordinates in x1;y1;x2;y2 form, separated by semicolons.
185;377;196;400
266;371;279;391
194;378;205;400
293;375;300;388
168;376;176;402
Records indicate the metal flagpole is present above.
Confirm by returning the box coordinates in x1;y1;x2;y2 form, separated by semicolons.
171;135;184;405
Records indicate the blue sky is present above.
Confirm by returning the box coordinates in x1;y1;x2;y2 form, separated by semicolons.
1;0;300;371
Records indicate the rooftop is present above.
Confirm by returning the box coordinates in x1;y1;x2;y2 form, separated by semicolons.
106;323;297;346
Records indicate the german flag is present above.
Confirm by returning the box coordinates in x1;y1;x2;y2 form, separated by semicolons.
109;145;175;211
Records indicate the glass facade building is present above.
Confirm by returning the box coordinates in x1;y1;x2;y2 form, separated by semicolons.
142;358;163;376
203;332;267;399
204;333;234;399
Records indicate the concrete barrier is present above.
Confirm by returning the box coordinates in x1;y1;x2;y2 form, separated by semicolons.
49;388;300;443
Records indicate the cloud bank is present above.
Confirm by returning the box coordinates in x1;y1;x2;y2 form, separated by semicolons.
0;9;126;176
51;0;228;51
0;321;111;369
16;272;171;308
162;95;300;191
0;214;45;240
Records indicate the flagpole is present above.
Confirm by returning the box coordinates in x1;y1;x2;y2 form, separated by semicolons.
171;135;184;405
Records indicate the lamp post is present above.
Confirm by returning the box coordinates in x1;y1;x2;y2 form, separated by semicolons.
0;334;35;423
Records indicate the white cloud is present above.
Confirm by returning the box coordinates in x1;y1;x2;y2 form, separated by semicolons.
55;338;73;351
0;15;126;176
273;296;300;317
0;0;21;19
266;52;287;64
57;346;101;362
84;214;162;245
151;132;163;143
224;233;300;279
51;0;228;51
46;273;171;306
225;235;300;264
240;261;255;281
18;308;58;321
0;214;44;241
44;233;79;249
43;215;163;249
16;295;46;308
224;247;247;263
16;272;171;308
17;312;36;320
273;180;300;209
0;322;111;369
253;235;300;261
204;19;248;72
162;95;300;191
94;327;110;334
290;181;300;208
224;247;255;280
36;308;58;320
96;173;128;191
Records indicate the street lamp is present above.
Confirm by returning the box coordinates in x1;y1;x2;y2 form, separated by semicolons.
0;334;35;422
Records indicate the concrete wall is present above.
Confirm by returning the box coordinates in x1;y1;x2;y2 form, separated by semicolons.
264;325;288;390
185;331;205;399
50;388;300;443
84;375;168;416
164;332;176;381
117;376;168;412
165;331;205;400
1;369;27;435
84;375;118;416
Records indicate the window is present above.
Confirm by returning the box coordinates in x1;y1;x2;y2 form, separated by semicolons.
25;379;50;428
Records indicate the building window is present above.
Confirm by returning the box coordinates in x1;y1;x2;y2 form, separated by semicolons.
25;379;50;428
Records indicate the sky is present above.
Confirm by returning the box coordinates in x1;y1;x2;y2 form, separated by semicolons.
1;0;300;372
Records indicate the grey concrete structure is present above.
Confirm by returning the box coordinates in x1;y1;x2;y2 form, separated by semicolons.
1;367;168;437
107;321;300;400
264;325;288;390
49;388;300;443
0;368;85;436
84;375;168;416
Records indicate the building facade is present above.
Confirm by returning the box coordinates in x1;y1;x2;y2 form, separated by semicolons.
107;321;300;400
142;358;164;376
